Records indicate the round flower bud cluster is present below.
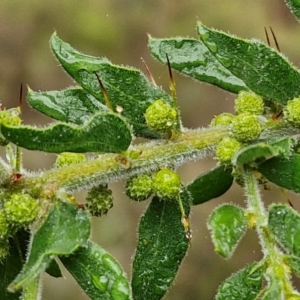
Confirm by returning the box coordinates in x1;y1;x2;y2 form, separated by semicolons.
4;193;39;227
215;137;242;165
210;113;234;127
231;113;262;142
234;91;264;115
152;168;181;200
283;97;300;127
55;152;86;168
85;185;113;217
145;99;177;132
126;174;153;201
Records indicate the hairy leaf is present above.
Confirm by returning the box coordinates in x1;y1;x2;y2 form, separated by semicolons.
131;189;191;300
28;88;108;125
50;33;173;139
0;230;29;299
233;137;295;166
60;240;131;300
269;204;300;256
1;112;132;153
208;204;247;258
258;154;300;193
197;23;300;104
8;202;90;291
148;37;248;93
285;256;300;277
285;0;300;21
216;263;264;300
187;165;233;205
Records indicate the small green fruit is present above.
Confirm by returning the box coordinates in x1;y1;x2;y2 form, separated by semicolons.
145;99;177;132
4;193;39;227
210;113;234;127
284;97;300;127
152;168;181;200
55;152;86;168
231;113;262;142
215;137;241;165
234;91;264;115
86;185;113;217
126;174;152;201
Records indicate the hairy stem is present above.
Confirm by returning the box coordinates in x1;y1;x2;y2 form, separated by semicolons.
28;126;228;196
243;167;296;297
21;276;41;300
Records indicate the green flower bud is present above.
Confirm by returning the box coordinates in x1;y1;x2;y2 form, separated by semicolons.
0;210;9;239
145;99;177;132
231;113;262;142
4;193;39;226
152;169;181;200
284;97;300;127
0;239;9;261
55;152;86;168
215;137;241;165
86;185;113;217
210;113;234;127
234;91;264;115
126;174;152;201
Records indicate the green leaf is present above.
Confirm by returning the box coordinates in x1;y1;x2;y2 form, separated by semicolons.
50;33;172;139
233;137;295;166
45;259;63;278
148;37;248;94
131;189;191;300
208;204;247;258
285;255;300;277
0;230;29;299
27;87;108;125
1;112;132;153
60;240;131;300
261;276;284;300
216;263;264;300
187;165;233;205
197;23;300;104
285;0;300;21
8;201;90;292
258;153;300;193
268;204;300;256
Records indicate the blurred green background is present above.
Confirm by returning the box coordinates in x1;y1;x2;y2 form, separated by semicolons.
1;0;300;299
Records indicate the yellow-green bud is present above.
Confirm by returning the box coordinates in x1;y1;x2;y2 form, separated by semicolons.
284;97;300;127
215;137;241;165
145;99;177;132
0;210;9;238
126;174;152;201
152;169;181;200
234;91;264;115
4;193;39;226
55;152;86;168
85;185;113;217
210;113;234;127
231;113;262;142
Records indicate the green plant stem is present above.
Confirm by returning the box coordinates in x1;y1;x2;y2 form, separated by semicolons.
28;126;228;196
243;166;296;297
21;276;41;300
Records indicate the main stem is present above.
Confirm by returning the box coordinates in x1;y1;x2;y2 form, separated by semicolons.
243;166;296;297
27;126;228;197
